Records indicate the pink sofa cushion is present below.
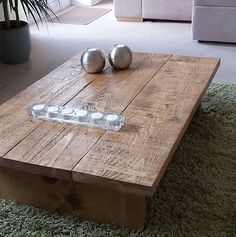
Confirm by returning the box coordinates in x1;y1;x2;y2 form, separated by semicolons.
194;0;236;7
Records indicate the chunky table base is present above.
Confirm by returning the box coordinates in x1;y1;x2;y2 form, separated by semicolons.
0;167;146;229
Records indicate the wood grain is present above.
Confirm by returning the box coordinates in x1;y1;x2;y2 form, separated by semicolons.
0;52;220;228
0;53;109;157
73;55;220;196
116;17;144;22
2;53;171;180
0;166;146;229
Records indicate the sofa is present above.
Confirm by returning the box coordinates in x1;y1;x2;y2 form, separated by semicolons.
114;0;193;22
192;0;236;43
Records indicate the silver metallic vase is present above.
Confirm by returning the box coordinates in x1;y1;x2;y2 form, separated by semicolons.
108;44;133;70
81;48;105;74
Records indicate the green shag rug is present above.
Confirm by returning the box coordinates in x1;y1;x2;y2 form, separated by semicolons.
0;84;235;237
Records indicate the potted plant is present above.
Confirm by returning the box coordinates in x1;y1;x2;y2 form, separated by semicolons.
0;0;56;64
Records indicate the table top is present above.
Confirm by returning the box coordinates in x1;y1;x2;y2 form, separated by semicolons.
0;51;220;196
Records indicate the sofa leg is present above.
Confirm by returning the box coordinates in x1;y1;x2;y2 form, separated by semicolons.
116;17;144;22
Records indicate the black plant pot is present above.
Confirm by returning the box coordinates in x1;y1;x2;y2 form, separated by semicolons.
0;20;31;64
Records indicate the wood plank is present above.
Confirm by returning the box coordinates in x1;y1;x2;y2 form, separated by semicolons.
0;53;109;157
0;166;146;229
116;17;144;22
2;53;171;181
151;55;221;95
68;53;170;112
72;56;220;196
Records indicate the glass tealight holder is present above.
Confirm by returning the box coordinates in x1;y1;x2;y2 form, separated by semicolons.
61;108;75;120
47;106;60;118
105;114;119;126
31;104;46;117
106;114;125;130
90;112;104;125
75;109;88;123
28;103;126;131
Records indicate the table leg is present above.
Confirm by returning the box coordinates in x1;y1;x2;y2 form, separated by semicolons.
0;166;146;229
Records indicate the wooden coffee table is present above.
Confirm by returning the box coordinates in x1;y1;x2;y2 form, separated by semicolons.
0;51;220;229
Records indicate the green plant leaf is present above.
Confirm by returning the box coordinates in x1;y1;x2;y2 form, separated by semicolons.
0;0;59;28
22;0;43;25
8;0;14;11
21;0;39;28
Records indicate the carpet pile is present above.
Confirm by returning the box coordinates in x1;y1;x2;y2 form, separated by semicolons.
0;84;235;237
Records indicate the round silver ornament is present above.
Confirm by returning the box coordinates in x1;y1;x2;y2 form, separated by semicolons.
81;48;105;74
108;44;133;70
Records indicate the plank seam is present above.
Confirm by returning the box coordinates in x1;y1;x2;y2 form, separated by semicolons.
1;66;111;160
119;55;172;115
63;66;111;106
72;55;220;195
71;55;172;174
150;58;221;195
1;53;148;172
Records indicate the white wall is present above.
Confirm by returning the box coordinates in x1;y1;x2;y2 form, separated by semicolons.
0;6;4;21
0;5;27;22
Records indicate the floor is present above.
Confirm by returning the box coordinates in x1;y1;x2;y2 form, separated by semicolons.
0;0;236;104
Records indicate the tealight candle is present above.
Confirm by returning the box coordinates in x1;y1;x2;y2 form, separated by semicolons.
91;112;103;119
61;108;74;114
47;106;58;113
90;112;103;125
105;114;119;127
106;114;118;121
76;109;88;117
32;104;45;111
61;108;74;120
47;106;59;118
76;109;88;122
32;104;45;117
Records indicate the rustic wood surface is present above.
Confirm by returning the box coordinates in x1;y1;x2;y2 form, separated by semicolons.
0;53;108;157
2;53;170;182
0;166;146;229
0;52;220;197
73;56;220;195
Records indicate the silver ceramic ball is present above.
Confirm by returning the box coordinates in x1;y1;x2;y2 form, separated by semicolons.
108;44;133;70
81;48;105;74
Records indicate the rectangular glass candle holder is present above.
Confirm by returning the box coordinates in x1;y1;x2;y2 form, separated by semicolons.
28;103;125;131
